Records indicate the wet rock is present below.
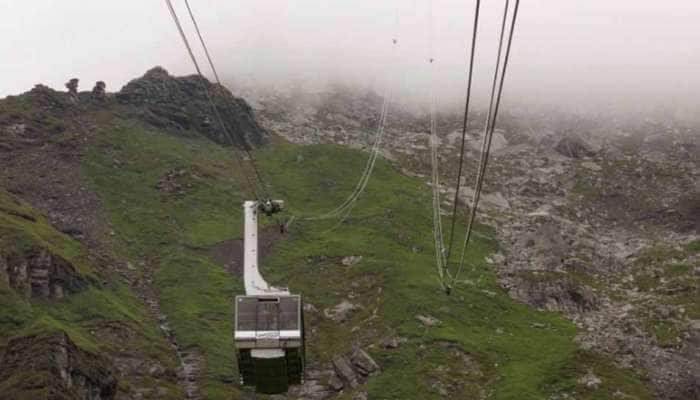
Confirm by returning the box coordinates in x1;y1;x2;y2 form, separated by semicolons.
304;302;319;314
351;348;380;376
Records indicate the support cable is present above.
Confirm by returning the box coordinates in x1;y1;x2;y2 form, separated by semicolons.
164;0;264;200
426;0;449;289
182;0;271;199
451;0;520;287
444;0;481;264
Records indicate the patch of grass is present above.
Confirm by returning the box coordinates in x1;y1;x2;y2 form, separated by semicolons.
687;240;700;253
544;350;652;400
81;124;653;399
0;188;181;398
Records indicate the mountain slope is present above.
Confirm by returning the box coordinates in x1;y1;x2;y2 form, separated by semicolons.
0;70;656;399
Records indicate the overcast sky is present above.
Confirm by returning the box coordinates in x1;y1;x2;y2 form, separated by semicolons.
1;1;699;112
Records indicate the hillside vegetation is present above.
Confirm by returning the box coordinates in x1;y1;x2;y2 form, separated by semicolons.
0;70;656;399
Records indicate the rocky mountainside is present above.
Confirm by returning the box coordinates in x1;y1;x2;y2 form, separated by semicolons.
0;71;696;400
244;83;700;399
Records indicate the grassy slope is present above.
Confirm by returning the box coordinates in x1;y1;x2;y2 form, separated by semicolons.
81;120;653;399
0;190;182;398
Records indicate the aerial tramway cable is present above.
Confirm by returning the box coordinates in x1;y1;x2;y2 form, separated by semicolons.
182;0;272;200
450;0;520;288
427;0;449;289
445;0;481;265
164;0;269;201
286;7;402;230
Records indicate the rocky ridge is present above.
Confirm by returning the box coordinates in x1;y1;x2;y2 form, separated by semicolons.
245;83;700;399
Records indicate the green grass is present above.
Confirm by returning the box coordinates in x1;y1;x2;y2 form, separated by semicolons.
687;240;700;253
78;122;654;399
0;188;182;399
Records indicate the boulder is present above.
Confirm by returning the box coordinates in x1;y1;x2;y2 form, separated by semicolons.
554;133;598;159
332;356;359;389
351;348;380;376
324;300;361;323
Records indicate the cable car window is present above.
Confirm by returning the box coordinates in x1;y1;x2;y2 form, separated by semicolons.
256;300;279;331
237;297;257;330
279;297;299;330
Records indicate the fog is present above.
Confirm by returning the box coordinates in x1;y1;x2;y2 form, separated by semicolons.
1;1;699;115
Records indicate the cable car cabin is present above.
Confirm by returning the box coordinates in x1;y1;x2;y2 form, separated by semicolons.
235;294;304;393
234;200;305;394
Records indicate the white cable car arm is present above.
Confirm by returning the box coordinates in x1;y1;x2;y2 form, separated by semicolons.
243;200;289;296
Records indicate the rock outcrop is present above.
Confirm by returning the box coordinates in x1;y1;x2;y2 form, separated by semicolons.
0;331;117;400
0;248;86;300
117;66;267;148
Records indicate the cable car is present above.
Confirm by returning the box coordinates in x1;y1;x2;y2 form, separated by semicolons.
234;200;305;394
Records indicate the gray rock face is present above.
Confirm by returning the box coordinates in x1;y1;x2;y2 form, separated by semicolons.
332;355;359;389
0;248;86;300
554;133;599;159
350;348;380;376
117;66;267;148
0;331;117;399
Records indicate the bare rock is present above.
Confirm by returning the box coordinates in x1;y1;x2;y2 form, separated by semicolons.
351;348;380;376
332;355;359;389
324;300;361;323
416;314;441;327
0;248;87;300
554;133;599;159
0;331;117;399
578;371;602;389
341;255;363;266
329;374;344;391
117;66;267;148
381;336;399;349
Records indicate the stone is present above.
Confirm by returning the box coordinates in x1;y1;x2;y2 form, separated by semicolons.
381;337;399;349
578;371;602;389
581;161;602;171
332;355;359;388
329;374;344;391
416;314;441;327
65;78;79;95
324;300;361;323
351;348;380;376
341;255;363;266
